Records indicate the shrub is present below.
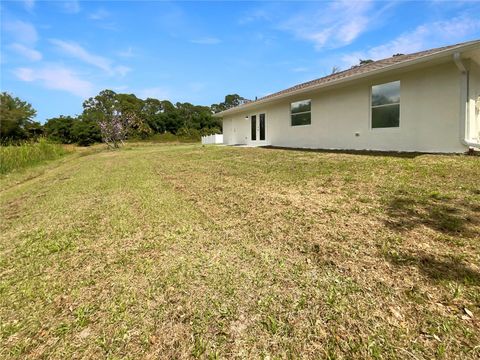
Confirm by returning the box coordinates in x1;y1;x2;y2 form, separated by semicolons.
176;127;201;140
200;127;222;136
71;120;102;146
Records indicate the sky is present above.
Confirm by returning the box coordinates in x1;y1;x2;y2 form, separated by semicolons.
1;0;480;123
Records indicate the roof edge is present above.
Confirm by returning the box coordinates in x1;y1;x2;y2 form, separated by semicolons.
213;40;480;118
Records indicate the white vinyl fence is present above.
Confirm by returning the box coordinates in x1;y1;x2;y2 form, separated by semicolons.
201;134;223;145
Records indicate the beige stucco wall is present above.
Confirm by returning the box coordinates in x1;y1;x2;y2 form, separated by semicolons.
223;60;478;152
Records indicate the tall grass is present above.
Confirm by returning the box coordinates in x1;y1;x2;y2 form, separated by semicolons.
0;138;69;174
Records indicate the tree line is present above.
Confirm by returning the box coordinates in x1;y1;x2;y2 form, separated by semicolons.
1;90;247;145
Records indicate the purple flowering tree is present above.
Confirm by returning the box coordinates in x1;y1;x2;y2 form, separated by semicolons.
97;111;135;148
82;90;136;149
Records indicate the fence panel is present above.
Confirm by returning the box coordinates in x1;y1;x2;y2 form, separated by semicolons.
201;134;223;145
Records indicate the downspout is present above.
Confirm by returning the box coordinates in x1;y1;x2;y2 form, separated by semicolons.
454;52;479;148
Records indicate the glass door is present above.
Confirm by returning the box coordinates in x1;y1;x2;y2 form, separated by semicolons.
259;113;265;141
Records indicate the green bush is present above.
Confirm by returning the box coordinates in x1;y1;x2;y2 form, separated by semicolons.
0;138;69;174
200;127;221;136
44;116;76;144
44;116;102;146
71;120;102;146
176;127;201;140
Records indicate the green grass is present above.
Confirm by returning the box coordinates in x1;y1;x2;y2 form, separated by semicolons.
139;132;201;143
0;139;69;174
1;144;479;359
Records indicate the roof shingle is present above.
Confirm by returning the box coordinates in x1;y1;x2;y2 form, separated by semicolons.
217;40;479;115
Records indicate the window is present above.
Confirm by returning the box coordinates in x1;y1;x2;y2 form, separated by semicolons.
291;99;311;126
251;115;256;140
371;81;400;128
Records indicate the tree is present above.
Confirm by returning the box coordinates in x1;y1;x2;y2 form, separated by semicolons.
24;121;44;140
141;98;166;133
100;113;136;148
44;114;102;146
359;59;374;65
116;93;152;139
211;94;249;113
331;66;341;74
76;88;223;143
44;116;76;143
83;90;118;123
116;93;144;117
83;90;137;148
71;117;102;146
176;102;221;133
0;92;37;141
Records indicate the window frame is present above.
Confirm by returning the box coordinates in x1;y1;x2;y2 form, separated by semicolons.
370;80;401;130
290;99;312;127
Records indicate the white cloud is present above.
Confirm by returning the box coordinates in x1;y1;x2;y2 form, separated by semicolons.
114;65;131;77
96;22;118;31
89;8;110;20
50;39;110;71
23;0;35;12
3;20;38;44
252;32;277;47
117;47;135;58
280;0;375;50
238;8;271;25
62;0;80;14
112;85;129;92
190;37;221;45
50;39;130;76
138;87;170;100
14;65;94;97
292;67;308;73
340;15;480;67
10;43;42;61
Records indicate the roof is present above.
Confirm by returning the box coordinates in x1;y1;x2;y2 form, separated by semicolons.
215;39;480;117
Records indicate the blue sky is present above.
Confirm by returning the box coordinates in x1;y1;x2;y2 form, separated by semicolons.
1;0;480;122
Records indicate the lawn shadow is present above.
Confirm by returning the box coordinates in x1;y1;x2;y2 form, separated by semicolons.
384;193;479;236
386;251;480;285
262;146;435;159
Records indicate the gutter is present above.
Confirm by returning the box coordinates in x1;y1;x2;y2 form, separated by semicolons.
454;52;480;149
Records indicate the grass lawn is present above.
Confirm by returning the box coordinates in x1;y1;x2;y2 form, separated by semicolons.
1;143;479;359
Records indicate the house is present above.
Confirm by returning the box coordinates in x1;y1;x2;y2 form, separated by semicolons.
214;40;480;153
